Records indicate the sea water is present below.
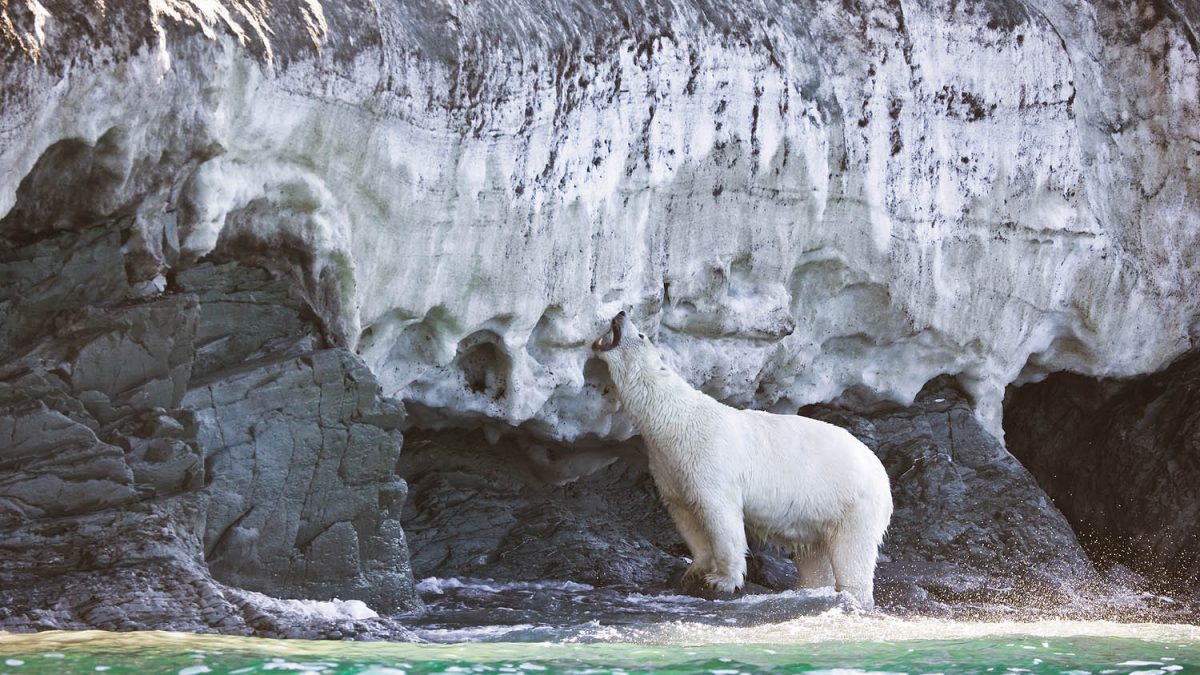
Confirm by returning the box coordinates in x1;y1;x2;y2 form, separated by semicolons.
2;620;1199;674
2;582;1198;674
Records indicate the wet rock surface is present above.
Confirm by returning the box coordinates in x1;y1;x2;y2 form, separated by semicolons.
0;218;419;638
406;578;848;642
802;378;1101;614
187;347;415;613
400;431;687;590
1005;349;1200;596
401;378;1150;618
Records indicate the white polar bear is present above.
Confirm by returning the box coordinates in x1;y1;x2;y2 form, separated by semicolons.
592;311;893;608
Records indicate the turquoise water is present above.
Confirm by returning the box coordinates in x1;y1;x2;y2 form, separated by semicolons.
2;618;1199;674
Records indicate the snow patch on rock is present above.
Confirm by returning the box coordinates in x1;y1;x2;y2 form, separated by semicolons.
1;0;1197;440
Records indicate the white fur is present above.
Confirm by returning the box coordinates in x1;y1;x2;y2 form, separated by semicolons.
594;313;893;608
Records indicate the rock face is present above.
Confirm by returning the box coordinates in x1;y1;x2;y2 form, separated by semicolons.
401;430;687;589
1005;349;1200;594
2;0;1197;443
0;217;419;637
402;379;1104;615
803;378;1097;611
187;347;414;612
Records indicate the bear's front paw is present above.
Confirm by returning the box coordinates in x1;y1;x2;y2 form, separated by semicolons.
705;573;743;595
681;564;706;583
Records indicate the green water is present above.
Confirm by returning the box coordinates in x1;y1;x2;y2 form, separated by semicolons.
2;619;1199;674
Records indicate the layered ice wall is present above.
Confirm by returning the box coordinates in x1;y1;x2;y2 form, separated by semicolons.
1;0;1197;440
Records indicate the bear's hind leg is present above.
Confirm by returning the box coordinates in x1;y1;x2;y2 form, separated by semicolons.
793;544;835;590
827;531;878;610
666;501;714;582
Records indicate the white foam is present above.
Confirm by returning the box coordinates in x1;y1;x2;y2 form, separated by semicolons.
237;589;378;622
414;624;545;643
563;615;1200;647
262;659;338;672
417;577;595;595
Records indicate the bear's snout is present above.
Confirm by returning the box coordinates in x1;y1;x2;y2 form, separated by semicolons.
592;312;626;352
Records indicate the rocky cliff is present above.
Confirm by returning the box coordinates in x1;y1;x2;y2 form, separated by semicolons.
1;0;1198;633
0;217;420;637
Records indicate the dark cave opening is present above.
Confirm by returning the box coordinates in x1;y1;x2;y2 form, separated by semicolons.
1003;350;1200;594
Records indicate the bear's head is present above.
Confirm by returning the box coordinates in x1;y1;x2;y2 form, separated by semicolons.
591;311;668;388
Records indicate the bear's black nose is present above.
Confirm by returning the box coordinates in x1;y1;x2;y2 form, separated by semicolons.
616;310;626;319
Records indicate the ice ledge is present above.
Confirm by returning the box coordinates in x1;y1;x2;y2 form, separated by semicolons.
1;1;1198;441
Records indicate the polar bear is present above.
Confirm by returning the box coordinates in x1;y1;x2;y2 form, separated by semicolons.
592;311;893;608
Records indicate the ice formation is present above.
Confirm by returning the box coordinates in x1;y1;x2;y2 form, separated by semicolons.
1;0;1197;440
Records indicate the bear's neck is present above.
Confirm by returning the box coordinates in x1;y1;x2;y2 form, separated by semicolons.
616;365;714;449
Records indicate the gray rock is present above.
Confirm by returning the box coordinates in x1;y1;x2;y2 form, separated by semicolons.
0;291;199;527
0;221;130;361
0;217;421;637
0;503;246;634
186;347;418;614
801;377;1100;612
400;431;686;590
175;262;323;379
1005;348;1200;595
0;500;418;639
0;402;139;525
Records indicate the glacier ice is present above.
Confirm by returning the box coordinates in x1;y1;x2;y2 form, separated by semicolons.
1;0;1197;441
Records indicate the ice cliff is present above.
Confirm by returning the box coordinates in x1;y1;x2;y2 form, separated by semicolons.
2;0;1198;441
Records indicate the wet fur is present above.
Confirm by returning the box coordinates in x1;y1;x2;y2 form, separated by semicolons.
594;313;893;607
